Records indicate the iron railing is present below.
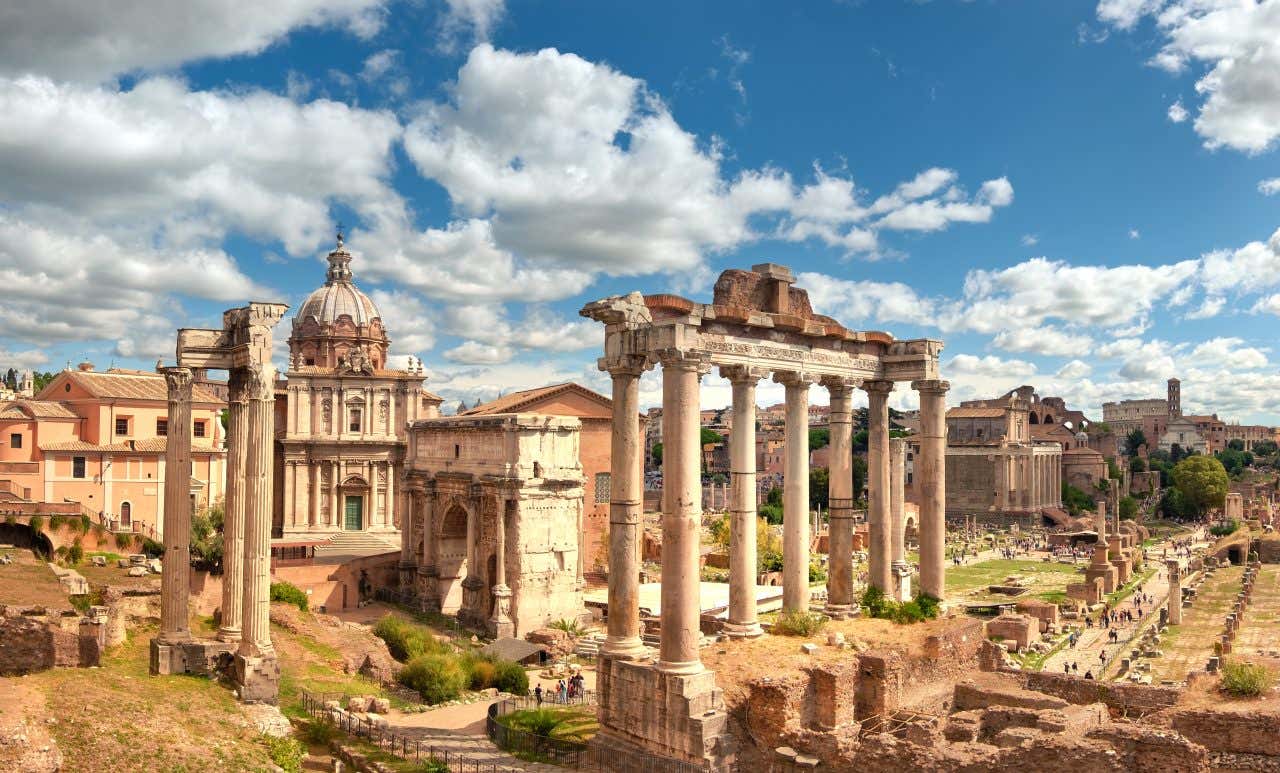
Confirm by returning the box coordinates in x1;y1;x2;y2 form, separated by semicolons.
486;698;590;767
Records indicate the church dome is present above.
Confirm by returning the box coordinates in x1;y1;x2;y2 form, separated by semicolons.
295;236;381;327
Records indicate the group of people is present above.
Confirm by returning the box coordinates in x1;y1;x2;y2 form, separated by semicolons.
532;673;588;706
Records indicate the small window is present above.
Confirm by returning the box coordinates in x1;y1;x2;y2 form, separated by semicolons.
349;408;362;433
595;472;611;504
305;358;315;366
10;433;21;449
156;418;168;436
115;417;129;435
454;443;461;459
72;456;86;479
193;420;206;438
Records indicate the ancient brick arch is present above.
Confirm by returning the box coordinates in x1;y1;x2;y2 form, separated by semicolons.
440;501;469;539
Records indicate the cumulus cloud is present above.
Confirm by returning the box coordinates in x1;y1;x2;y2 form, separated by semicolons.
991;327;1095;357
1167;100;1188;123
1259;177;1280;195
1099;0;1280;153
0;0;385;82
798;273;935;326
1021;234;1039;247
439;304;599;365
438;0;506;54
1189;337;1270;370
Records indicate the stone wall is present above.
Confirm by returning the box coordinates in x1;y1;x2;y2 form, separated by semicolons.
1256;534;1280;563
1015;671;1181;715
1169;709;1280;757
0;607;103;674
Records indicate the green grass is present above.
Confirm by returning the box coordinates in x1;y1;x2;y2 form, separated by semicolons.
496;706;598;742
1014;631;1072;672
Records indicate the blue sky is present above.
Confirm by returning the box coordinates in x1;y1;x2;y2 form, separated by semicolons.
2;0;1280;421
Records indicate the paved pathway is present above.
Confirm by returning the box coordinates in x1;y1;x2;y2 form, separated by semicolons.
386;700;568;773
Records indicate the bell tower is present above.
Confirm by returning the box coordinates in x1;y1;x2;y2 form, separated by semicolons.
1167;377;1181;418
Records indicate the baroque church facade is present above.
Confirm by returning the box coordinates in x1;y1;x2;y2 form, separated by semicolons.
274;235;442;541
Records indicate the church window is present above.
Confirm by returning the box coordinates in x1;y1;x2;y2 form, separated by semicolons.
72;456;86;479
10;433;21;449
349;407;362;432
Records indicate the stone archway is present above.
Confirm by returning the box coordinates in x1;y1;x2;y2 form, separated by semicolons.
436;500;471;613
0;522;52;558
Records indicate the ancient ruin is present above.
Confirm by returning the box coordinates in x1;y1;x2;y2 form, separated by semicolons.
149;302;287;703
580;264;945;770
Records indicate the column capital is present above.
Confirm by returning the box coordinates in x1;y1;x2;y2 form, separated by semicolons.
861;379;895;396
244;362;276;401
227;368;250;404
719;364;768;384
654;348;711;374
161;366;194;397
819;375;861;395
601;355;649;377
772;370;816;387
911;378;951;395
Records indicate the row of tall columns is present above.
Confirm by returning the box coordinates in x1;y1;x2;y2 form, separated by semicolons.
218;370;248;643
157;368;194;646
865;380;894;594
915;379;950;600
724;366;765;636
778;371;813;613
890;437;910;601
822;378;856;618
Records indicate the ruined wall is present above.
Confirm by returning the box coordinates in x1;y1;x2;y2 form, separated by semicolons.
1169;709;1280;757
0;607;102;674
944;455;996;514
1016;671;1181;715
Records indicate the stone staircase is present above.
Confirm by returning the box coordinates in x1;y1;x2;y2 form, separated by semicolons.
574;632;606;658
312;532;400;563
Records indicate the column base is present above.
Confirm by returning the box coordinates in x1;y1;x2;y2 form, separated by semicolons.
722;620;765;638
657;658;704;675
150;637;236;677
234;652;281;704
486;585;515;639
822;603;858;621
216;626;242;644
600;635;650;659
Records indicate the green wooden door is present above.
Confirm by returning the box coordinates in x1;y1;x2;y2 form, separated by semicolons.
344;496;363;531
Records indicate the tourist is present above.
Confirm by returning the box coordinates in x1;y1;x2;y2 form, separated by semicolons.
1084;670;1094;680
535;685;543;706
558;679;568;704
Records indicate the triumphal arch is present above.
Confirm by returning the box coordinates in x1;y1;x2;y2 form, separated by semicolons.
581;264;946;770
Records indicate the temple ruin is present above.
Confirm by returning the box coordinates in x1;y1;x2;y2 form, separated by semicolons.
580;263;946;770
149;301;287;704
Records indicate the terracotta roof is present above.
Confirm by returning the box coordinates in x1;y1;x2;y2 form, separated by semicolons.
0;400;80;420
39;439;223;454
946;407;1006;419
50;369;224;404
461;382;611;417
1063;446;1103;457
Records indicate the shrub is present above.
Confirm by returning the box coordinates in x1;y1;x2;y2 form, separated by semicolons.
373;615;446;662
115;532;132;550
269;581;308;612
65;538;83;566
410;759;450;773
494;659;529;695
1221;659;1274;697
1210;519;1240;537
399;653;468;704
49;515;65;531
916;593;941;619
772;608;828;637
861;587;941;625
261;734;304;773
141;537;164;557
465;655;498;690
29;515;44;532
699;566;730;582
548;618;586;637
890;600;926;624
808;558;827;584
299;717;338;746
4;514;15;526
80;514;92;532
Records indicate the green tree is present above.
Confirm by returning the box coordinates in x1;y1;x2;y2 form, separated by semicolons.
1124;428;1147;457
1216;448;1252;477
852;456;867;503
1106;457;1121;480
808;428;830;451
766;486;783;507
1227;439;1245;451
1118;495;1138;521
650;442;662;465
809;467;829;510
699;428;723;447
1159;487;1195;521
1130;457;1147;472
1252;440;1277;457
1061;482;1095;516
709;514;730;549
1172;455;1229;517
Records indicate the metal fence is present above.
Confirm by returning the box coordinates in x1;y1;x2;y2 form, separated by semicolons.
486;698;590;767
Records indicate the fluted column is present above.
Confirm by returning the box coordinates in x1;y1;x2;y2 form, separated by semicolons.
657;351;708;674
776;371;814;613
602;358;648;658
723;366;765;636
914;379;949;601
822;376;857;618
864;380;894;594
1030;452;1040;511
240;362;277;658
399;478;417;572
489;497;513;637
218;370;248;642
890;437;909;601
158;367;194;645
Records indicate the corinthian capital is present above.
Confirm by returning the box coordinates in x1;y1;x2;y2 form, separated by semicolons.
719;365;767;385
654;348;710;374
162;367;193;399
911;379;951;395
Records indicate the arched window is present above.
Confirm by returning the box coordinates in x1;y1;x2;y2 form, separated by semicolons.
1029;414;1039;425
441;504;468;538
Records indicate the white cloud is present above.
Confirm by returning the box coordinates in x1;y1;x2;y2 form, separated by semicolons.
1259;177;1280;195
1184;296;1225;320
367;289;436;355
1099;0;1280;153
1189;337;1270;370
1054;359;1093;380
438;0;506;54
1198;228;1280;296
0;0;385;83
798;273;935;326
442;341;511;365
1021;233;1039;247
1128;228;1141;239
439;304;599;365
1167;100;1188;123
991;327;1095;357
0;348;49;369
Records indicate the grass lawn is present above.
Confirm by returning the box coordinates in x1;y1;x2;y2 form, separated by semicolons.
0;550;71;607
946;558;1082;605
496;706;598;743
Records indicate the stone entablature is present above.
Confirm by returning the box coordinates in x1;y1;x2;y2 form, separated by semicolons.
401;413;586;638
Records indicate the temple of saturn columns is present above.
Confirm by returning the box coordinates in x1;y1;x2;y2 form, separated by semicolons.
580;264;946;771
150;302;287;704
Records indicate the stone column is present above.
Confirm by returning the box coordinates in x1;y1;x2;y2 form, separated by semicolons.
421;481;441;610
218;370;248;643
723;366;765;636
822;376;857;618
1166;559;1183;625
864;380;894;594
156;367;194;647
236;360;280;701
658;352;708;674
399;479;417;588
914;379;949;601
602;358;648;658
776;371;814;613
488;498;514;638
890;437;910;601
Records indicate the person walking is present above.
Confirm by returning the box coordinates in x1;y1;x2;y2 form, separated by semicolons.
535;685;543;707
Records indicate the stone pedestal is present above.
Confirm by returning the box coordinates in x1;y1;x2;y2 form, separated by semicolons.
1086;549;1119;594
234;653;281;704
460;575;486;629
593;655;734;772
892;560;912;602
487;585;515;639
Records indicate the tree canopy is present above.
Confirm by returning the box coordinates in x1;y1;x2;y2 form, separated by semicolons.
1172;455;1229;517
1124;428;1147;457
